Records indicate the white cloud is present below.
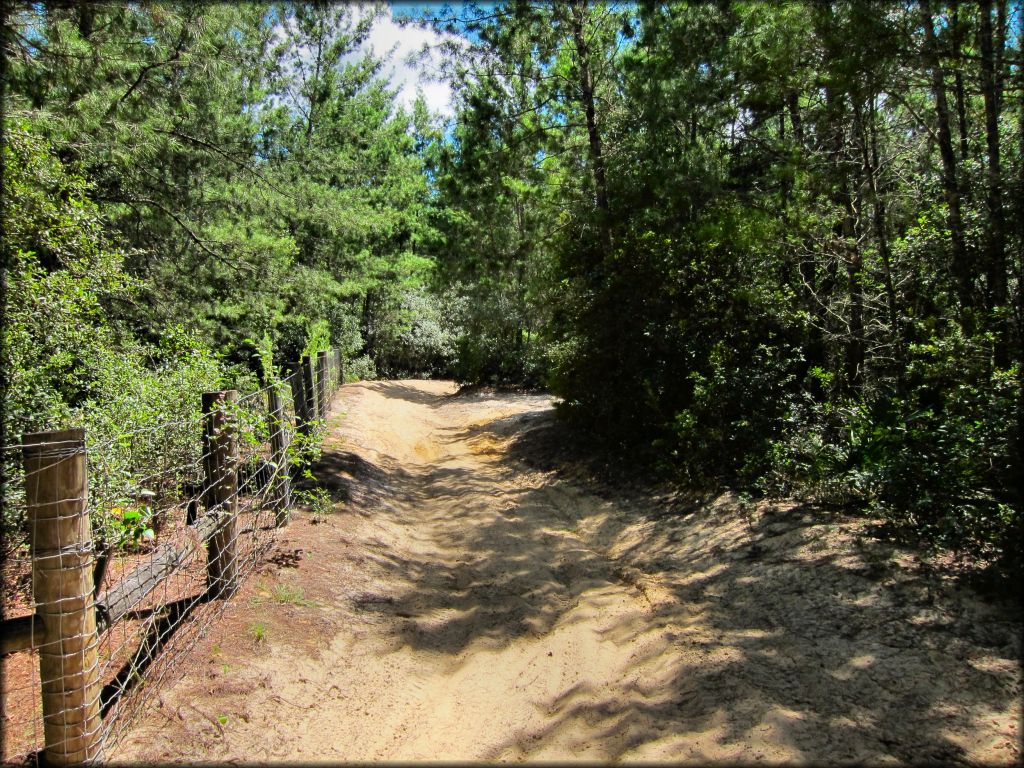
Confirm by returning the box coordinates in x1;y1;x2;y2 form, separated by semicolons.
358;7;461;119
266;3;463;122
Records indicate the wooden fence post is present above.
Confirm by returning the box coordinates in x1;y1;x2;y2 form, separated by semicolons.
301;355;316;429
289;367;307;440
267;383;290;527
22;427;103;766
334;349;343;388
202;391;238;599
317;351;329;420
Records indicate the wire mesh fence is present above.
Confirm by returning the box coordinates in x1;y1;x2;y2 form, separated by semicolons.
0;353;343;764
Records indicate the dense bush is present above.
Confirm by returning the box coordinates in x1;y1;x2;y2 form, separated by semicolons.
428;2;1023;575
372;285;457;378
1;126;253;544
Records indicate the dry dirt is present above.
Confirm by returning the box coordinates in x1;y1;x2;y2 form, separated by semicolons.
110;380;1022;764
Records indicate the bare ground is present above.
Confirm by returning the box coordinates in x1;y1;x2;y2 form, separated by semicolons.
110;380;1022;764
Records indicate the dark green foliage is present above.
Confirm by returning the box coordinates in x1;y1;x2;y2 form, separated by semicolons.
3;0;1021;576
3;2;445;386
1;3;452;542
426;1;1023;574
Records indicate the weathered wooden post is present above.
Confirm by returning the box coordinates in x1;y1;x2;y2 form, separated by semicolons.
22;428;104;765
288;365;310;483
202;391;239;599
288;367;307;438
334;349;343;388
316;351;329;420
301;354;316;430
267;383;290;527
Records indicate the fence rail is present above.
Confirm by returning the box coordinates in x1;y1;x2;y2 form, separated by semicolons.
0;349;346;765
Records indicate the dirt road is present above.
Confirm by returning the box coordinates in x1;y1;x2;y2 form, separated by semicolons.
112;380;1021;763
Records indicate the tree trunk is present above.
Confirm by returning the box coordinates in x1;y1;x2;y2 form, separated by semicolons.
77;5;96;39
306;14;325;141
1015;26;1024;514
858;98;902;367
843;207;865;392
978;0;1008;332
569;1;612;259
822;72;863;394
951;2;970;162
954;70;969;162
361;289;376;360
920;0;973;316
842;145;864;394
788;90;804;146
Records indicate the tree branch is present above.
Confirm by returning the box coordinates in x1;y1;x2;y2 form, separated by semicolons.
154;129;293;199
104;195;256;276
103;52;182;120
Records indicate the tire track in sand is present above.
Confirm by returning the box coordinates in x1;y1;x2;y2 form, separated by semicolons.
111;380;1022;764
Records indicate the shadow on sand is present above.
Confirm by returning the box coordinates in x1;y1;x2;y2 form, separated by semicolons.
311;400;1021;763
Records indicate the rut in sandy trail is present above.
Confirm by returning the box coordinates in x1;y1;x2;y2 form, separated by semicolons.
112;380;1021;764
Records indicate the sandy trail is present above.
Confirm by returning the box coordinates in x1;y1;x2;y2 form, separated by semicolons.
112;380;1021;764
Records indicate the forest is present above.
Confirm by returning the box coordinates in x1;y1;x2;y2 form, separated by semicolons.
1;1;1021;579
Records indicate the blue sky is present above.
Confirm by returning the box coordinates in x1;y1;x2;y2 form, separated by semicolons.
389;2;499;22
389;2;439;20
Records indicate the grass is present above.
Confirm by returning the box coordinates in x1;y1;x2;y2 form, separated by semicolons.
252;579;321;608
248;621;267;645
271;582;320;607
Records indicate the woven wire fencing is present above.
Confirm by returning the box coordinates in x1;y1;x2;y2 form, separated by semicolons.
0;439;63;763
1;354;341;764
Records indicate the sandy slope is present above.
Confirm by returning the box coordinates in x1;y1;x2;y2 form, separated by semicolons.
111;380;1021;764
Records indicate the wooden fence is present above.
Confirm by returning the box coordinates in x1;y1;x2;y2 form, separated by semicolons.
0;350;345;765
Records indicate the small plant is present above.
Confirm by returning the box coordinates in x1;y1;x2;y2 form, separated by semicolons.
737;491;758;535
296;486;332;524
271;582;319;607
288;427;325;471
106;503;155;551
248;621;267;645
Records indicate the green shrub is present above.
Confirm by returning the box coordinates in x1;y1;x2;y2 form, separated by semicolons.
345;355;377;382
373;285;457;378
759;329;1020;570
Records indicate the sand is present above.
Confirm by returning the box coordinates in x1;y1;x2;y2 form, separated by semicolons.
110;380;1022;764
